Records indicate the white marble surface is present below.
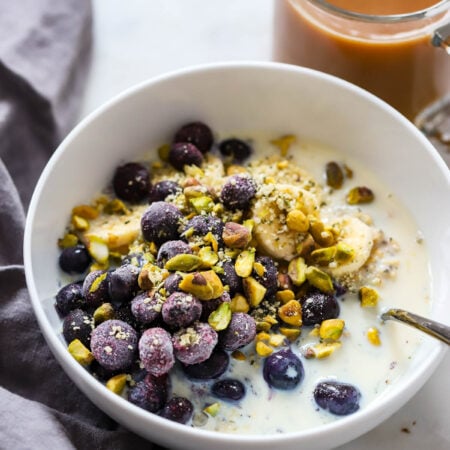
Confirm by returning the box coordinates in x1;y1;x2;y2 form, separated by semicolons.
78;1;450;449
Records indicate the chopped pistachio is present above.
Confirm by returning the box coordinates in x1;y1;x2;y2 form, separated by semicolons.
276;289;295;304
367;327;381;346
58;233;79;248
86;235;109;264
256;331;270;342
198;246;219;268
106;374;128;394
346;186;375;204
325;162;344;189
179;270;224;300
270;134;296;156
189;196;215;214
253;261;265;277
208;302;232;331
256;321;272;332
242;276;266;307
279;327;301;341
157;143;170;161
278;300;302;327
72;204;99;220
308;327;320;337
306;266;334;293
310;246;337;265
230;294;250;313
203;402;220;417
71;214;89;231
226;164;248;175
103;198;130;215
184;165;204;177
286;209;310;233
319;319;345;341
256;341;273;357
287;256;307;286
359;286;379;307
235;248;256;278
223;222;251;249
89;272;108;293
309;218;336;247
334;242;355;264
204;232;219;252
231;350;246;361
164;254;203;272
138;262;165;290
93;303;115;324
68;339;94;366
307;342;342;359
263;315;278;326
269;334;286;347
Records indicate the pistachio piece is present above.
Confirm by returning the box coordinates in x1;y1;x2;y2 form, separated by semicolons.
305;266;334;293
256;341;273;357
138;262;165;290
309;218;336;247
106;373;128;394
222;222;251;249
179;270;224;300
204;402;220;417
256;331;270;342
278;300;302;327
270;134;296;156
93;302;115;324
71;214;89;231
359;286;379;307
189;196;215;214
279;327;301;341
208;302;232;331
306;342;342;359
157;143;170;161
58;233;79;248
230;294;250;313
286;210;310;233
165;254;203;272
269;333;286;347
86;235;109;264
235;248;256;277
242;276;267;307
334;242;355;264
275;289;295;304
287;256;307;286
253;261;265;277
367;327;381;346
72;204;99;220
297;233;316;258
325;162;344;189
204;232;219;252
103;198;130;215
231;350;246;361
68;339;94;366
346;186;375;204
310;246;337;265
198;246;219;268
319;319;345;341
227;164;248;176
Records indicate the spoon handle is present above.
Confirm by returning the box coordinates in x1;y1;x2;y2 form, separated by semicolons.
381;308;450;345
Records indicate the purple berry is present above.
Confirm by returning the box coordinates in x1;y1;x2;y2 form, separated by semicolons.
121;252;146;268
220;175;257;210
300;291;340;326
253;256;278;299
173;322;218;365
59;245;91;274
182;349;229;380
182;214;224;246
164;273;183;294
131;291;164;325
169;142;204;171
113;162;150;203
114;303;139;329
159;397;193;424
219;138;252;162
148;180;181;203
62;309;93;347
162;292;202;328
157;240;192;267
219;313;256;351
82;270;110;308
211;379;245;401
108;264;140;304
90;319;138;371
219;261;242;296
55;282;84;316
263;348;304;390
173;121;213;154
141;201;183;245
139;327;175;376
128;373;170;413
314;381;361;416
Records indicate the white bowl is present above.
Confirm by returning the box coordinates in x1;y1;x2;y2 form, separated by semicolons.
24;62;450;450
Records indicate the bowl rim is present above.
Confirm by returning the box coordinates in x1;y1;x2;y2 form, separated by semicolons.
24;61;449;446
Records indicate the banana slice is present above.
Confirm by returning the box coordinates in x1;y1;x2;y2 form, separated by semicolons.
251;184;320;261
326;215;375;277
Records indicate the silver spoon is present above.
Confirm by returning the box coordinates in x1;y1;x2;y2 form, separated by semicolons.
381;308;450;345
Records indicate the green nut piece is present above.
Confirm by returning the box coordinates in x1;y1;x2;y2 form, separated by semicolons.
235;248;256;278
58;233;79;248
179;270;224;300
138;262;165;290
165;254;203;272
310;247;336;265
319;319;345;341
346;186;375;204
68;339;94;366
157;143;170;161
93;302;115;324
309;219;336;247
334;242;355;264
106;373;128;394
306;342;342;359
359;286;379;307
325;161;344;189
204;402;220;417
198;246;219;268
189;196;215;214
305;266;334;293
242;276;267;307
222;222;251;249
287;256;307;286
208;302;232;331
278;300;302;327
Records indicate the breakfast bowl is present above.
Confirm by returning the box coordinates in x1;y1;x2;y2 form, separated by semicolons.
24;62;450;450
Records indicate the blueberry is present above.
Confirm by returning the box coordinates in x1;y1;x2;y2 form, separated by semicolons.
55;282;84;316
173;121;213;154
59;244;91;274
182;214;224;246
314;381;361;416
112;162;150;203
159;397;194;424
108;264;140;304
82;270;110;308
139;327;175;376
62;309;93;347
263;348;304;390
219;313;256;351
162;292;202;328
219;138;252;162
121;252;146;268
157;240;192;267
148;180;181;203
164;273;183;294
114;302;140;329
131;291;163;325
172;322;218;365
220;176;257;210
90;319;138;371
89;360;121;381
211;379;245;401
300;291;340;326
182;349;229;380
141;201;183;245
169;143;204;171
219;261;242;296
253;256;278;299
128;373;170;413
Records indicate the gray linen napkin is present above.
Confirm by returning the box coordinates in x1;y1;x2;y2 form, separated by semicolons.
0;1;162;448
